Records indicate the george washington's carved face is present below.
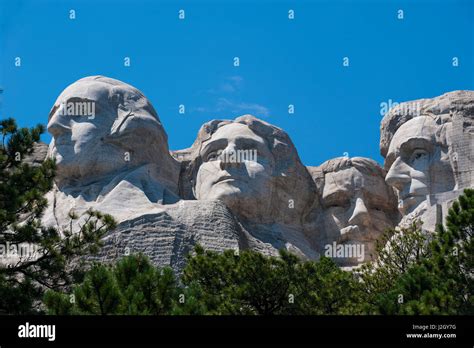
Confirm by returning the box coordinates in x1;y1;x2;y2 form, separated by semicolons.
194;123;275;220
48;81;122;181
47;77;171;187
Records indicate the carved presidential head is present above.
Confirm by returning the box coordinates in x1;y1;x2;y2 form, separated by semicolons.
47;76;177;188
185;115;316;224
311;157;399;265
380;91;473;216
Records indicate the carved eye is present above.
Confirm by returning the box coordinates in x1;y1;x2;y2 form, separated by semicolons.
325;200;350;210
207;150;221;162
409;149;428;164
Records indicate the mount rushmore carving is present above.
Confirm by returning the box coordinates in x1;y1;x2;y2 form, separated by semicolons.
38;76;473;272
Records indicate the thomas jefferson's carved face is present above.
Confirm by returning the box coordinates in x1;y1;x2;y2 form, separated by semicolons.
320;167;395;264
194;123;275;219
385;116;454;215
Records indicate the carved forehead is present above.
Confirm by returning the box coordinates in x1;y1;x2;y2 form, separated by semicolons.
52;77;146;112
322;167;390;201
208;123;266;144
55;80;112;103
50;80;117;123
387;116;437;157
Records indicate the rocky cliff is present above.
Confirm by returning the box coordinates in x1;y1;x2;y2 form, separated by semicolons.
34;76;473;271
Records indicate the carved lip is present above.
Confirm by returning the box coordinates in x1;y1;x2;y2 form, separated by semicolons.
54;135;72;147
400;192;422;202
214;176;235;184
339;225;360;239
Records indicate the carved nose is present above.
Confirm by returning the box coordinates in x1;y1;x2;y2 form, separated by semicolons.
348;197;370;227
47;108;70;137
219;144;240;170
385;157;411;192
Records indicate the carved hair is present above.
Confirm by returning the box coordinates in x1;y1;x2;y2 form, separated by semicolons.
379;90;474;188
311;157;391;197
380;91;474;158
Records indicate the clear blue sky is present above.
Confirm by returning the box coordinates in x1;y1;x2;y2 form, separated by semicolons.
1;0;473;166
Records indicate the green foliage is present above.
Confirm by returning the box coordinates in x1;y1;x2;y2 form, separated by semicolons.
361;189;474;315
359;223;429;313
0;119;55;232
46;249;364;315
181;246;363;315
46;187;473;317
0;118;116;314
114;254;177;315
169;282;208;315
290;257;364;315
181;247;296;314
45;254;179;315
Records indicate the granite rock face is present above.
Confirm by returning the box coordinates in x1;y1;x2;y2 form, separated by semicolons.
307;157;399;267
41;77;286;272
176;116;319;260
380;90;474;232
23;142;49;167
37;76;473;271
44;76;181;222
88;200;243;274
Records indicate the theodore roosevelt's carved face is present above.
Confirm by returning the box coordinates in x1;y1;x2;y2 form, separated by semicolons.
320;166;395;265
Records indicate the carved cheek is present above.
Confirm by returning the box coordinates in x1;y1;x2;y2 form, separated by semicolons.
408;167;429;188
194;168;206;199
244;160;266;178
326;207;348;228
70;122;99;155
195;162;218;198
370;211;392;229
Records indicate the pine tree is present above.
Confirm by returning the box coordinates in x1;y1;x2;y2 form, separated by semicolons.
114;253;177;315
290;257;364;315
0;118;116;314
73;263;122;315
393;189;473;314
45;254;179;315
359;223;429;313
366;189;473;314
180;246;363;315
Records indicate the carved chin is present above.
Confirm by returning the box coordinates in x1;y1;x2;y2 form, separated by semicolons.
400;195;426;215
208;183;243;202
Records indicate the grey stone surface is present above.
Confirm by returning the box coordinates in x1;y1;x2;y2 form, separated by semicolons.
41;77;284;271
179;115;319;260
43;76;180;226
35;76;473;271
89;200;243;274
23;142;48;166
380;90;474;232
307;157;399;266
